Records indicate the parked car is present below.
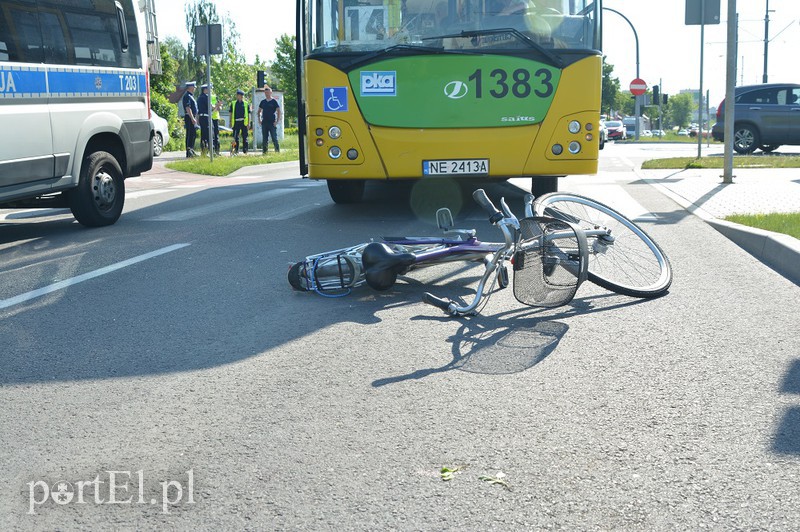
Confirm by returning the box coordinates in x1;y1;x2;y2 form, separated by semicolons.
652;129;667;137
605;120;626;140
711;83;800;153
641;129;653;137
599;118;608;149
676;129;689;136
150;109;170;157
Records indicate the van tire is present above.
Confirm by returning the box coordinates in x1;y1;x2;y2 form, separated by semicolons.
69;151;125;227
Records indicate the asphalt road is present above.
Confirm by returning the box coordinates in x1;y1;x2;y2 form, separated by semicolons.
1;144;799;529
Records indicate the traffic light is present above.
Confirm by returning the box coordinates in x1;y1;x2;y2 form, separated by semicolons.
257;70;266;88
652;85;660;105
663;94;669;105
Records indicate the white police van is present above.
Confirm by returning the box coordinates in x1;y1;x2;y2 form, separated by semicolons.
0;0;160;226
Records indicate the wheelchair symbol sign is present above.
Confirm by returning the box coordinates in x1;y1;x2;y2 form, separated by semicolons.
324;87;348;112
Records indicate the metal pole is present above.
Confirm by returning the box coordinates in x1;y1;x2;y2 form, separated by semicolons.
206;25;213;162
762;0;770;83
723;1;736;184
603;8;640;140
697;0;705;158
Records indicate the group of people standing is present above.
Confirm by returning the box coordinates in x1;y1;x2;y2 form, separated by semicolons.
182;81;282;158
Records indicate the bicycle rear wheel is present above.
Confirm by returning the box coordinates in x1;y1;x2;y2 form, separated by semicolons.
533;192;672;298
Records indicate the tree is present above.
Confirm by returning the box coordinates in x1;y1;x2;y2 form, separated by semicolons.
667;92;695;128
184;0;229;84
150;41;182;146
601;56;620;117
270;34;297;126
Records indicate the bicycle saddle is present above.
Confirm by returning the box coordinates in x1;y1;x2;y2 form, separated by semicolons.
362;242;416;291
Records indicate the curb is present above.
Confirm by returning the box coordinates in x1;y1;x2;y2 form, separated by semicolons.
706;218;800;284
641;172;800;286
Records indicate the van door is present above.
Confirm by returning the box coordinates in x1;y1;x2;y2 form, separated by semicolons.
0;2;56;191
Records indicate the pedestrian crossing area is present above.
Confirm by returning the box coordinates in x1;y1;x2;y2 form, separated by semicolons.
1;174;662;225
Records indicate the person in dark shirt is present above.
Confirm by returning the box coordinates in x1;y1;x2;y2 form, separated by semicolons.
258;86;282;154
229;89;250;154
197;83;211;156
182;81;198;158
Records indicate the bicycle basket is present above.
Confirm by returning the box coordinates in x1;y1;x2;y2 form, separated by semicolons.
512;216;589;308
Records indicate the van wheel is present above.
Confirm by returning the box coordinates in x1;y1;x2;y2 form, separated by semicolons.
153;133;164;156
733;125;759;154
327;179;365;204
69;151;125;227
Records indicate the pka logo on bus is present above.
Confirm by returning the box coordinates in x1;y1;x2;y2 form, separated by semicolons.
360;71;396;96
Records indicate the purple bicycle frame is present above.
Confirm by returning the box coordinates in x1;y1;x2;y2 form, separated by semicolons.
382;236;500;264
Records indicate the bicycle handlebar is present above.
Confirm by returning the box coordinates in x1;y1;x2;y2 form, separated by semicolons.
422;189;524;316
472;189;502;221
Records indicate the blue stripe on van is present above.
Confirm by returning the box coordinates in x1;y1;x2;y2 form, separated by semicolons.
0;68;47;95
0;66;146;97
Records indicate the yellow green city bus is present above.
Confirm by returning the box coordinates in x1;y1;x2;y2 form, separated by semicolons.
295;0;602;203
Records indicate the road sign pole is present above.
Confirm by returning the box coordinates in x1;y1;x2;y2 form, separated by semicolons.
697;0;705;159
722;0;736;183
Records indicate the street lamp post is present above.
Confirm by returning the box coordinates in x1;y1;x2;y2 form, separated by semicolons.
603;7;640;141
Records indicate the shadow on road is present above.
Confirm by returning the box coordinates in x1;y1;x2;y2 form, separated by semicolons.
773;359;800;455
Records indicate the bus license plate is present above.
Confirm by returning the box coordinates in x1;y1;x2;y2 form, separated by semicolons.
423;159;489;176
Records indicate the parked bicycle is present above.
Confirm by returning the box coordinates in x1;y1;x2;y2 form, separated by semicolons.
288;189;672;316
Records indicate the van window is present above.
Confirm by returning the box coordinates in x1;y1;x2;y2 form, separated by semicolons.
0;4;43;63
0;0;141;68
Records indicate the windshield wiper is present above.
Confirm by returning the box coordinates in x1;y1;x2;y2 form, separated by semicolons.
341;43;448;71
428;28;563;68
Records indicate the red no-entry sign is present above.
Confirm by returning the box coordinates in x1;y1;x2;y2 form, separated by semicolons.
630;78;647;96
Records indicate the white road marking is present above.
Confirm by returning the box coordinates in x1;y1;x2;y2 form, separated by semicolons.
0;208;70;220
246;202;324;220
126;189;178;199
0;243;191;310
144;188;296;221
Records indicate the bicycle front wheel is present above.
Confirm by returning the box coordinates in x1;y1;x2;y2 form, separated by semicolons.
533;193;672;298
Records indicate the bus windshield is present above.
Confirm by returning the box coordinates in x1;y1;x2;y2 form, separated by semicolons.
308;0;599;53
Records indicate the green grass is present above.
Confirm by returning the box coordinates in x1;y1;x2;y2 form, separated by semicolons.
641;155;800;170
724;212;800;240
165;134;299;176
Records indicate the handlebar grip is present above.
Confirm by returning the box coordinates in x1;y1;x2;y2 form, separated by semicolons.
423;292;453;314
472;188;501;217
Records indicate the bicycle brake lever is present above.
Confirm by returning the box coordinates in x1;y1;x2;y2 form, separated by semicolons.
524;194;535;218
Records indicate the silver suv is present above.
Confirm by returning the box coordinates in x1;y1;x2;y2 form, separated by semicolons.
711;83;800;154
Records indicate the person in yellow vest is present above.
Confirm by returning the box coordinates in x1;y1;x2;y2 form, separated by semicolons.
230;89;250;154
211;90;222;156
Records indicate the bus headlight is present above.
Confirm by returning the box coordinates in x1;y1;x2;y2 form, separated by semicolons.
329;146;342;159
347;149;358;160
551;144;563;155
568;141;581;154
568;120;581;134
315;128;324;136
315;138;324;147
328;126;342;139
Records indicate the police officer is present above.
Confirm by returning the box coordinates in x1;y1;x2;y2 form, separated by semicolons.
197;83;211;156
230;89;250;154
182;81;199;158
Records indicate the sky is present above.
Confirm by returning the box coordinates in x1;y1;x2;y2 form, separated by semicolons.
155;0;800;107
